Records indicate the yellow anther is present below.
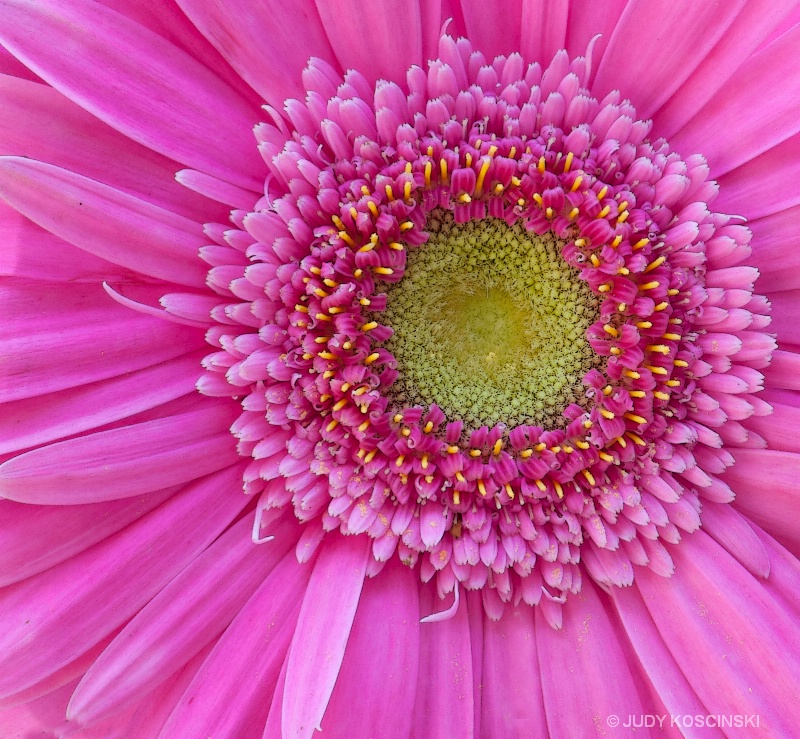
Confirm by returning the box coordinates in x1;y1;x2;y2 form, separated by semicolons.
404;162;412;174
326;419;339;432
654;391;670;401
421;454;429;470
645;365;669;376
475;158;491;195
508;146;517;159
349;207;358;221
364;448;376;462
669;317;683;325
598;283;612;293
563;151;574;172
583;469;596;486
361;321;378;332
493;439;503;455
478;480;488;497
666;379;681;387
645;255;666;272
609;347;622;355
618;267;630;276
674;359;689;367
323;278;338;288
554;481;564;499
393;413;403;424
632;237;649;250
455;471;466;482
360;185;371;197
624;370;641;379
617;210;629;223
505;484;515;500
423;421;434;433
653;301;669;311
309;266;322;275
537;156;546;174
570;175;583;192
358;239;375;252
340;383;351;392
494;183;505;195
302;352;313;360
315;313;331;322
598;451;615;463
359;297;371;306
517;198;526;207
618;303;627;312
424;160;432;187
295;304;309;313
545;207;554;219
333;398;348;411
511;176;522;187
624;434;645;450
563;445;574;453
662;333;681;341
667;288;680;296
314;336;328;344
452;490;461;505
629;390;646;398
532;193;544;206
535;442;547;452
338;231;356;247
447;445;460;454
603;324;619;337
618;200;629;212
323;370;335;379
615;436;627;448
520;448;533;458
329;306;344;314
403;181;412;201
332;215;345;230
353;267;363;277
401;427;411;437
360;420;371;433
624;412;647;424
603;385;613;395
374;267;394;275
574;238;586;248
395;455;405;467
318;351;336;360
550;446;562;454
465;152;473;168
583;420;593;429
356;448;365;459
600;408;615;420
646;344;671;355
535;479;547;492
365;352;380;365
636;321;652;329
352;386;368;396
639;281;659;291
400;221;414;232
568;207;580;219
367;201;380;218
314;288;329;298
458;192;472;204
319;393;331;402
611;234;623;248
576;440;590;450
385;184;395;201
597;185;608;201
469;449;482;458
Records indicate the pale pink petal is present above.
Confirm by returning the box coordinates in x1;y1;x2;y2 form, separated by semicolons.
282;534;371;739
536;580;650;736
321;560;420;738
763;348;800;391
460;0;523;59
653;0;799;139
0;681;76;738
564;1;628;82
175;169;260;210
0;487;178;587
0;0;263;190
635;531;800;732
753;527;800;622
520;0;569;67
762;290;800;345
315;0;422;87
745;396;800;453
671;24;800;176
410;585;474;739
0;401;240;505
0;464;249;699
481;606;547;738
700;502;770;578
747;205;800;292
68;514;300;724
0;73;229;222
160;552;311;739
593;0;748;119
0;157;209;287
176;0;338;108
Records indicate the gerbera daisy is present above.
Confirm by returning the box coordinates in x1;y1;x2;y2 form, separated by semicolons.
1;0;800;737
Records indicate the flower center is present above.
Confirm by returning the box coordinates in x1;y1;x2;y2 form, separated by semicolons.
380;211;601;429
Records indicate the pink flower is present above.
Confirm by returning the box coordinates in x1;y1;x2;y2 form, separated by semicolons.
1;0;800;736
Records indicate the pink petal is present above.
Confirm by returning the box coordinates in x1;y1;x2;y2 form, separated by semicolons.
176;0;339;108
481;606;548;738
0;401;240;505
724;448;800;555
461;0;523;59
0;72;228;223
745;398;800;453
282;534;371;739
653;0;799;140
410;584;475;739
315;0;422;87
700;502;770;578
0;351;205;455
160;552;311;739
0;0;263;190
564;1;628;83
520;0;569;67
763;349;800;391
69;513;300;724
748;205;800;292
635;530;800;732
593;0;748;119
0;157;209;287
0;464;249;699
0;681;76;737
762;289;800;345
536;580;650;736
0;486;178;587
671;23;800;177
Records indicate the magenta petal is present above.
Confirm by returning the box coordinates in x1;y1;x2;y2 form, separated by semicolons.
282;534;371;739
536;580;649;735
671;24;800;177
410;585;474;739
593;0;747;119
0;157;209;287
161;551;311;739
0;0;262;190
564;1;627;82
315;0;422;87
0;401;240;505
0;464;249;698
520;0;569;67
68;513;299;724
176;0;338;109
699;502;770;578
482;606;547;738
461;0;523;59
635;531;800;733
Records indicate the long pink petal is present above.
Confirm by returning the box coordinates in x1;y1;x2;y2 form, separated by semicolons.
745;398;800;453
536;580;650;736
671;23;800;177
763;289;800;345
0;0;263;190
0;72;228;223
564;1;628;83
0;487;179;587
177;0;339;108
69;514;300;724
282;534;371;739
0;680;76;737
321;560;420;738
410;584;474;739
315;0;422;87
700;502;770;578
653;0;798;139
0;464;249;698
460;0;523;59
160;551;311;739
520;0;569;66
0;401;240;505
0;351;204;455
747;205;800;292
592;0;747;119
724;448;800;555
0;157;208;287
635;530;800;733
481;606;547;738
